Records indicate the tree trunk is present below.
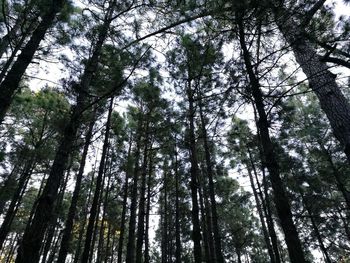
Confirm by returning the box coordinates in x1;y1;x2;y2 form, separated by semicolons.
161;161;168;263
174;143;182;263
0;0;36;59
135;137;150;263
0;0;64;123
56;108;97;263
14;4;113;261
117;136;133;263
0;158;34;250
186;79;202;263
0;164;20;215
81;98;114;263
144;152;153;263
125;117;144;263
245;161;276;263
198;95;224;263
198;180;211;263
273;6;350;163
318;142;350;211
300;191;332;263
40;164;71;263
238;19;306;263
73;169;97;263
0;32;26;83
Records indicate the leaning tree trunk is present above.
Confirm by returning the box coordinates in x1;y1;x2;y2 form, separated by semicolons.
0;0;36;59
40;166;71;263
14;6;112;261
299;190;332;263
273;5;350;164
0;0;65;123
247;147;281;263
0;158;34;250
238;18;306;263
245;161;276;263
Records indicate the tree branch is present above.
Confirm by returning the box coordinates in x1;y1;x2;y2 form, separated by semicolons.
322;56;350;69
301;0;327;26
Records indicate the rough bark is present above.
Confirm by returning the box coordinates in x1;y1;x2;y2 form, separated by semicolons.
273;5;350;163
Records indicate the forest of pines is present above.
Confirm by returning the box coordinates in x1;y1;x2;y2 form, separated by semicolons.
0;0;350;262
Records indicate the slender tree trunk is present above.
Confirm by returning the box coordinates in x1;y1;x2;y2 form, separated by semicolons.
125;117;144;263
246;163;276;263
273;5;350;163
144;152;153;263
198;96;224;263
0;164;20;214
198;181;211;263
0;32;26;83
110;229;117;263
40;164;70;263
174;143;182;263
247;147;280;263
81;98;114;263
0;158;34;250
318;142;350;211
5;233;17;263
300;191;332;263
0;0;36;59
161;162;168;263
336;206;350;241
135;138;150;263
73;169;97;263
56;108;97;263
236;249;242;263
117;136;133;263
238;19;306;263
0;0;64;123
15;5;113;261
186;79;202;263
97;167;112;263
104;222;112;263
260;166;282;262
47;230;62;263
